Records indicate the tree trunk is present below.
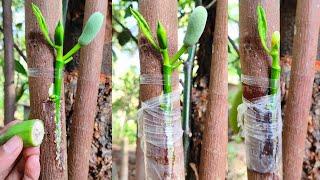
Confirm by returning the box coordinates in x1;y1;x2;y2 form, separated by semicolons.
137;0;183;179
280;0;297;57
239;0;279;179
283;1;320;179
2;0;15;124
188;1;216;179
67;0;108;179
25;0;68;179
199;0;228;179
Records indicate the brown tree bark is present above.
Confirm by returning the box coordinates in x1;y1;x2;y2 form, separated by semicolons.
25;0;68;179
283;1;320;179
67;0;108;179
2;0;15;124
137;0;183;179
280;0;297;57
199;0;228;179
239;0;279;179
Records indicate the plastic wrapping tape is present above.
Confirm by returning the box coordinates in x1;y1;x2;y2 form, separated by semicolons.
28;68;63;78
237;74;282;173
138;74;184;179
138;92;183;147
140;74;180;85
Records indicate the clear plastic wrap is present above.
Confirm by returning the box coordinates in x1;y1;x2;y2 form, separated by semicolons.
138;74;184;179
28;67;63;79
237;74;282;174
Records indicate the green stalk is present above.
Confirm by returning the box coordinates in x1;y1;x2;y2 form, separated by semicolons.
170;45;188;65
0;120;44;147
270;52;280;95
270;32;280;95
182;45;196;173
160;48;175;176
53;46;64;146
62;43;81;61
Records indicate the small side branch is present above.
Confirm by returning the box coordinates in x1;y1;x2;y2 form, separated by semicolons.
0;26;27;62
112;15;138;44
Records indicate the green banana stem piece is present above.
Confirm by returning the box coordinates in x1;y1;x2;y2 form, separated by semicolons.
0;120;45;147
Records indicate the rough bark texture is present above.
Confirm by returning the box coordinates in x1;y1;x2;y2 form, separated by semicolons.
199;0;228;179
239;0;279;179
280;0;297;57
67;0;108;179
88;1;112;178
25;0;67;179
137;0;183;179
63;0;112;178
2;0;15;124
283;1;320;179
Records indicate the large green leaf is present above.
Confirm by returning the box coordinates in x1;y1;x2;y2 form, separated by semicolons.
15;60;28;76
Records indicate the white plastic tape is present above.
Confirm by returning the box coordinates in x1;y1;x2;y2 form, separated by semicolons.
237;74;282;173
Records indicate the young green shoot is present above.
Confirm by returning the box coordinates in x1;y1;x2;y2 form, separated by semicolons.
0;120;45;147
257;5;280;95
131;6;207;95
31;3;104;150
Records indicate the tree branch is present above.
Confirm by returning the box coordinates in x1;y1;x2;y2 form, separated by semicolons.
112;15;138;44
228;36;240;57
205;0;217;9
0;26;27;62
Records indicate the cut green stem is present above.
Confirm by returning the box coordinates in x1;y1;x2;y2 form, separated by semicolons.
170;45;188;65
62;43;81;61
0;120;45;147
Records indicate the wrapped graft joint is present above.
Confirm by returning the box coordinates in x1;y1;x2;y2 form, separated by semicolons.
237;75;282;174
138;75;184;180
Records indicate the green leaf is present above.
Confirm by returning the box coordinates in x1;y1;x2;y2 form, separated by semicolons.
257;5;269;53
15;60;28;76
31;3;55;47
54;21;64;47
16;82;28;102
130;8;159;50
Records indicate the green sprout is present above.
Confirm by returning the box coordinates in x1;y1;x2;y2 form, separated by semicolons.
31;3;104;149
257;5;281;95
